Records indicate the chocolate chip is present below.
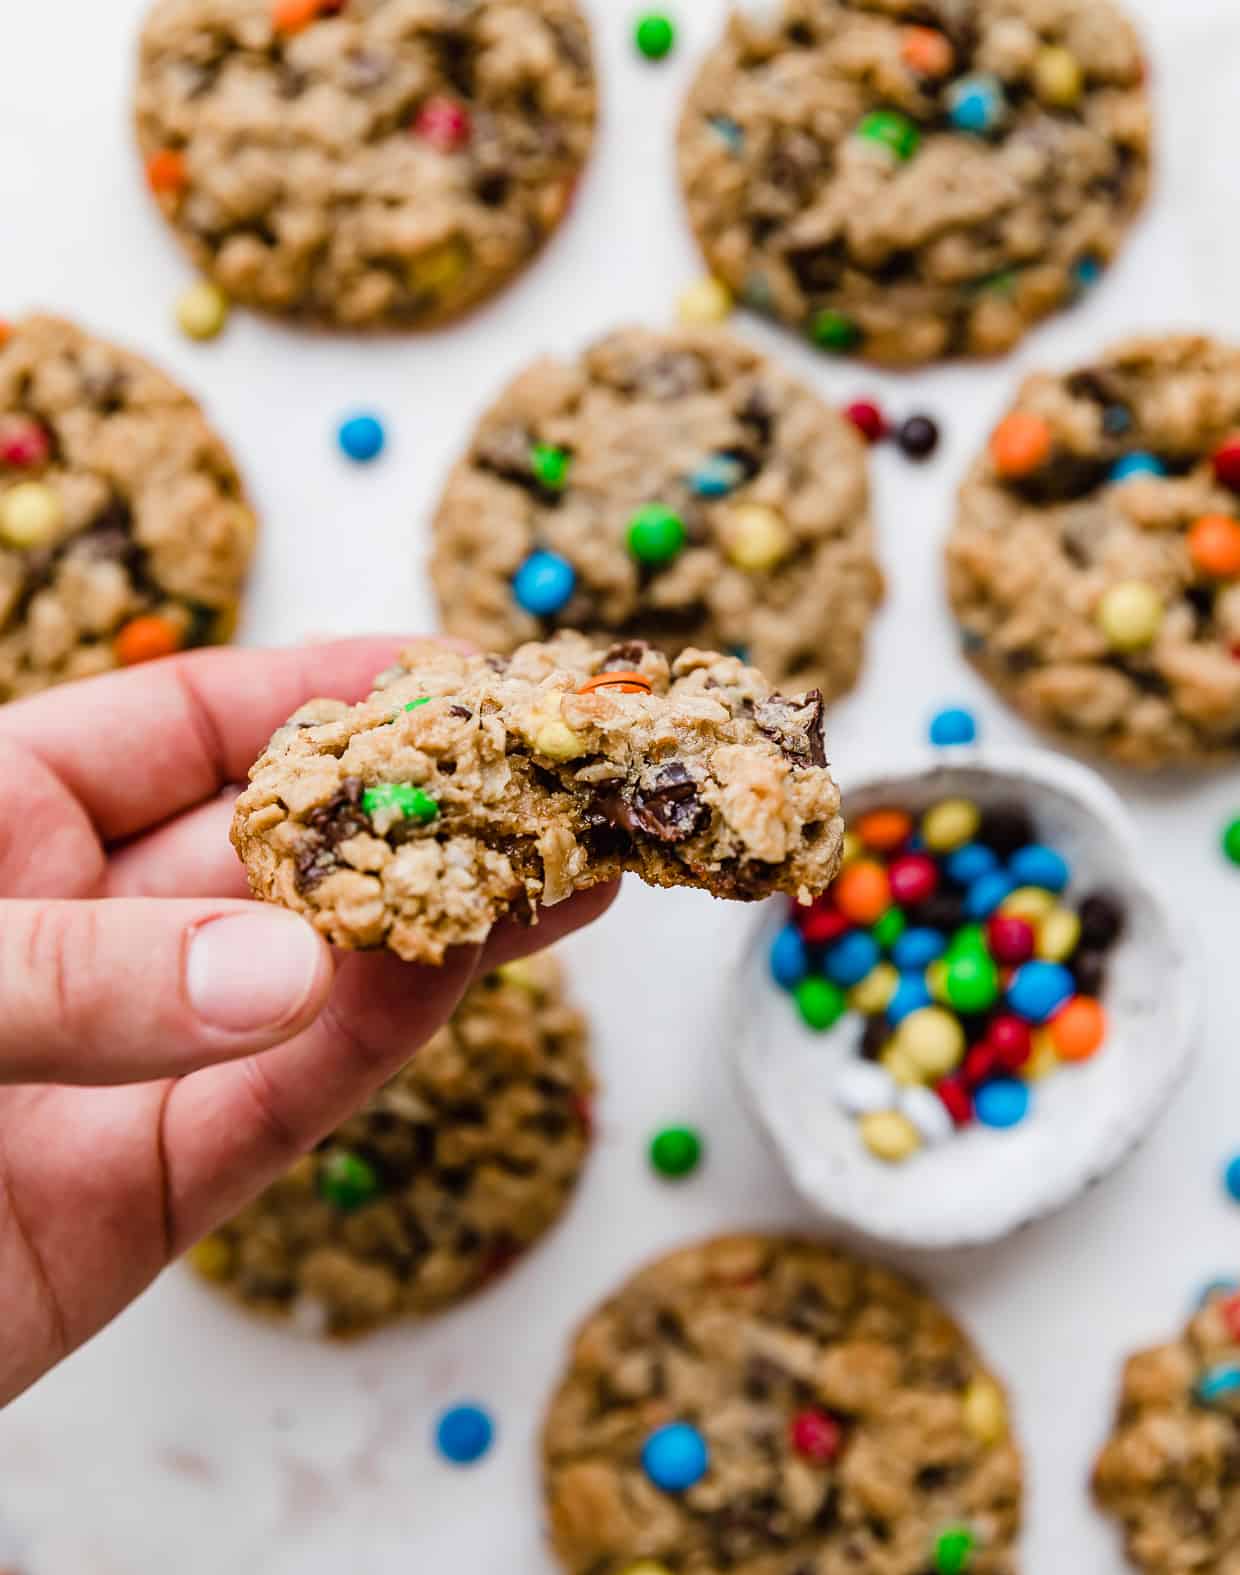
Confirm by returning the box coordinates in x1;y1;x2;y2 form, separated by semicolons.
473;170;511;206
785;239;845;294
449;704;473;719
429;28;477;96
1010;450;1110;504
295;778;370;892
753;690;827;768
630;763;708;843
601;641;652;670
1079;891;1125;950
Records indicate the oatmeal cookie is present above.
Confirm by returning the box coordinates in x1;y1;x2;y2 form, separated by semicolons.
678;0;1151;365
0;314;254;700
542;1234;1023;1574
231;634;845;963
947;335;1240;767
1094;1281;1240;1573
134;0;597;330
190;953;592;1334
431;326;881;700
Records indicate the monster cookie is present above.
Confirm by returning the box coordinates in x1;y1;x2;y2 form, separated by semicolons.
0;314;254;700
431;327;881;699
542;1234;1023;1573
135;0;597;330
191;954;592;1334
947;336;1240;767
231;635;845;963
1094;1282;1240;1572
678;0;1151;365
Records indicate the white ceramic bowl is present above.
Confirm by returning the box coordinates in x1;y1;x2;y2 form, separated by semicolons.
730;746;1202;1251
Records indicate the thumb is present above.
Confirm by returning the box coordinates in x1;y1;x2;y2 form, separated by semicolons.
0;899;334;1086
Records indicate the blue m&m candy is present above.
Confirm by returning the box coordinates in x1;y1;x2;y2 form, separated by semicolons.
1008;844;1070;893
770;925;809;989
1109;451;1167;484
513;551;576;617
892;928;946;972
1223;1152;1240;1203
888;972;933;1025
642;1423;710;1493
929;706;978;748
690;453;746;498
1007;961;1074;1023
824;931;881;988
945;843;998;886
975;1079;1031;1129
435;1404;495;1466
947;73;1006;134
964;870;1016;919
337;412;386;463
1197;1365;1240;1409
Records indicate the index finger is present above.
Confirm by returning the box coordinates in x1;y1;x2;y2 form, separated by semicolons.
0;638;414;844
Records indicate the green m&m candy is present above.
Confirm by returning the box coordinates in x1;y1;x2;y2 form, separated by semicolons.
635;11;676;60
794;976;847;1031
872;907;906;950
628;503;686;566
530;442;570;491
856;109;921;161
362;782;440;824
809;309;860;353
944;952;999;1013
650;1126;703;1178
319;1151;381;1212
933;1525;975;1575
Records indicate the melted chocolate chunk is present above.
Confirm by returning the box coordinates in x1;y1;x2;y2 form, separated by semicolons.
785;239;846;294
1010;450;1111;505
593;764;707;845
753;690;827;768
295;778;370;892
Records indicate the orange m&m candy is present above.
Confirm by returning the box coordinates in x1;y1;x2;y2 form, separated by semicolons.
146;149;188;198
272;0;324;33
901;26;954;77
990;411;1052;479
832;859;891;926
577;670;653;696
855;808;913;854
0;321;12;349
115;614;183;668
1188;514;1240;579
1049;996;1106;1062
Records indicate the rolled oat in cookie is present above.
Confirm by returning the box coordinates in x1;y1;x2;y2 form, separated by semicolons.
134;0;597;330
231;634;845;963
947;335;1240;767
0;314;254;701
678;0;1151;365
1094;1282;1240;1574
431;326;882;700
542;1234;1023;1574
190;953;592;1334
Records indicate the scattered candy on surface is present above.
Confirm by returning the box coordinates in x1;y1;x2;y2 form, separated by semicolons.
809;308;860;353
929;706;977;747
1096;580;1163;651
772;792;1125;1163
1223;1153;1240;1203
896;413;940;461
677;276;734;326
337;411;386;464
902;25;954;77
513;550;575;617
0;481;63;547
650;1126;703;1179
1223;817;1240;866
1109;450;1167;484
725;503;790;571
435;1403;495;1466
176;280;230;341
641;1423;709;1493
947;72;1006;135
115;614;183;667
628;502;686;566
856;109;921;162
789;1409;843;1464
989;411;1051;479
634;11;676;61
844;399;887;444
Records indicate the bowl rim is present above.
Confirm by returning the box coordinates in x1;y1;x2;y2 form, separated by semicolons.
730;743;1205;1251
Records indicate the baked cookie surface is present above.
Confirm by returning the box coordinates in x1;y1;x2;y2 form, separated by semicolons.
135;0;597;329
678;0;1150;365
190;954;592;1334
542;1234;1023;1574
0;314;254;700
1094;1281;1240;1574
432;327;881;700
947;336;1240;767
231;635;845;963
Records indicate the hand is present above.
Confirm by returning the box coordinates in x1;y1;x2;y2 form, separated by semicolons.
0;639;617;1407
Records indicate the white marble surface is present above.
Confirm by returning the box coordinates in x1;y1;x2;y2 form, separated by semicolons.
3;1;1240;1569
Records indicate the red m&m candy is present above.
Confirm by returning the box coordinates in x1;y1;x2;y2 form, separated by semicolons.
888;853;937;906
797;900;852;947
1213;434;1240;492
0;416;50;469
844;400;887;445
936;1076;973;1127
790;1409;843;1464
1221;1293;1240;1344
964;1043;1001;1088
988;1015;1033;1071
987;915;1035;965
414;97;473;153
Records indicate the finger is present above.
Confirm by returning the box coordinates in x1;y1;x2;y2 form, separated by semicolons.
0;637;414;846
160;882;621;1250
105;792;249;900
0;899;334;1085
162;946;478;1248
